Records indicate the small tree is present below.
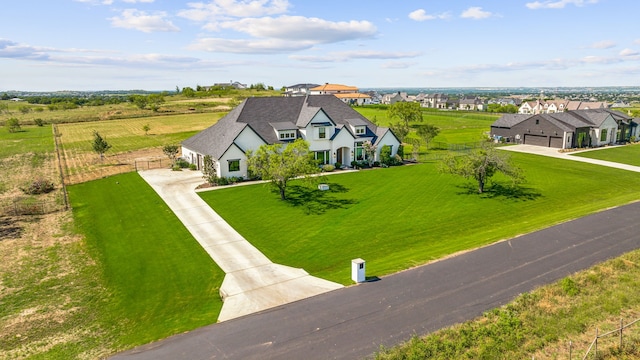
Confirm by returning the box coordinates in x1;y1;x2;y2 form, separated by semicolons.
439;142;523;194
202;155;217;184
92;131;112;160
388;101;423;127
6;118;21;133
162;144;180;167
389;121;409;143
142;124;150;135
409;138;421;161
363;140;377;167
416;124;440;149
247;139;318;200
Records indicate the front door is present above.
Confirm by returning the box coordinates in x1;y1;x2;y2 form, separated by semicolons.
336;148;343;165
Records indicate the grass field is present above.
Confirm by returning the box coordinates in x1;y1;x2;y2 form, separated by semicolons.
571;143;640;166
0;124;54;158
200;153;640;284
68;172;224;351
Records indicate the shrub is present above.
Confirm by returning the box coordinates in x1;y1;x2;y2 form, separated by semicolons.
21;178;55;195
560;277;579;296
397;144;404;159
334;162;342;169
373;161;380;167
631;136;637;143
322;164;335;172
351;160;359;169
6;117;21;133
175;158;190;168
34;118;45;127
188;163;197;170
380;145;392;165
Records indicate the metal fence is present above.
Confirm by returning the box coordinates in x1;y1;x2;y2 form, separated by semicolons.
134;158;170;171
4;196;66;216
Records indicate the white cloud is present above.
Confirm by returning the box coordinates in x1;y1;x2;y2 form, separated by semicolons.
109;9;180;33
122;0;155;3
588;40;616;49
381;61;418;69
178;0;290;23
218;16;376;43
408;9;450;21
289;50;420;63
620;48;639;57
526;0;599;10
460;7;493;20
188;37;313;53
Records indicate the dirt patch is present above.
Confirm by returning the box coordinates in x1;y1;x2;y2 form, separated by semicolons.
0;216;23;240
64;148;167;184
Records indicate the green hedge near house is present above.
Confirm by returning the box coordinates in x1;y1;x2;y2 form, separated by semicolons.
68;172;224;350
200;152;640;285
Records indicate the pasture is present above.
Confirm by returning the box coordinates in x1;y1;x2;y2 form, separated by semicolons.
200;153;640;284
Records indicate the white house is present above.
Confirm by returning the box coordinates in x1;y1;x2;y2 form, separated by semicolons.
181;95;401;178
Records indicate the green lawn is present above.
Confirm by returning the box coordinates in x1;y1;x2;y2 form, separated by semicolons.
200;153;640;284
571;144;640;166
0;124;54;157
68;172;225;349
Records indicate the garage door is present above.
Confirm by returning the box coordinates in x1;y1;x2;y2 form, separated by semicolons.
549;136;563;148
524;134;548;146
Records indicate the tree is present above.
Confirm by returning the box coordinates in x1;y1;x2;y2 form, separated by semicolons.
147;94;165;112
387;101;423;127
142;124;150;135
363;140;377;167
416;124;440;149
92;131;112;160
202;155;217;184
247;139;318;200
162;144;180;167
439;143;523;194
6;118;21;133
182;87;196;98
389;121;410;143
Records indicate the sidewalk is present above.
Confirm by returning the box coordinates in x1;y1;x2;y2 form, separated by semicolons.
500;144;640;173
138;169;343;322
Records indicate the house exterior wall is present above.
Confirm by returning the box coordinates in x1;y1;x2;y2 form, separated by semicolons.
219;144;247;178
592;116;618;147
182;146;201;168
375;131;401;161
235;126;266;153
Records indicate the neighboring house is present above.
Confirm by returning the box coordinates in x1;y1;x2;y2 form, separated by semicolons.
333;92;372;106
381;92;408;105
283;83;320;97
422;93;450;109
518;99;608;114
309;83;359;95
491;109;632;149
458;96;484;111
181;95;401;178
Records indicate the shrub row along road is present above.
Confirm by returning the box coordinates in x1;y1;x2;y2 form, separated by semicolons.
112;201;640;360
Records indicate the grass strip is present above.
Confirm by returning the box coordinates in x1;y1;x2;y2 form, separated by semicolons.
68;172;224;349
571;144;640;167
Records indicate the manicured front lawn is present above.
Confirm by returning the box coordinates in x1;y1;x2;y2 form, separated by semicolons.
200;153;640;285
68;172;224;350
571;144;640;166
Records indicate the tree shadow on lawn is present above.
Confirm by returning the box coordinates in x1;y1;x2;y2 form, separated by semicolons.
456;182;543;201
283;183;358;215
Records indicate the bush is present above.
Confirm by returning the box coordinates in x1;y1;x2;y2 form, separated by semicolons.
6;118;21;133
21;178;55;195
334;162;342;169
631;136;637;143
373;161;380;167
380;145;392;165
175;158;190;168
34;118;45;127
188;163;197;170
322;164;335;172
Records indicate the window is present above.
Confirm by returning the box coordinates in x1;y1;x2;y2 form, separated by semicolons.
355;126;366;135
279;130;296;140
354;142;365;161
319;127;326;139
600;128;608;142
228;159;240;172
535;119;539;125
315;150;330;165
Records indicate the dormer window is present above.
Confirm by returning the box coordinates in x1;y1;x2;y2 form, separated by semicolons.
355;126;366;135
279;130;296;140
319;127;326;139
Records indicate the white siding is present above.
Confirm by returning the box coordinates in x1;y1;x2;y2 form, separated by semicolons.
219;144;247;178
235;126;266;153
375;130;401;161
592;116;618;146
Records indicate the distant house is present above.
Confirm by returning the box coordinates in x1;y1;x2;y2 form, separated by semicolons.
458;96;484;111
518;99;608;114
422;93;450;109
491;109;632;149
381;92;408;105
283;83;320;97
208;81;248;90
309;83;359;95
181;95;400;178
333;92;372;106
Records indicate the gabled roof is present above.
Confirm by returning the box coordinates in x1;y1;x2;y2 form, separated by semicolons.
492;114;531;128
491;109;631;133
333;93;371;99
182;95;390;158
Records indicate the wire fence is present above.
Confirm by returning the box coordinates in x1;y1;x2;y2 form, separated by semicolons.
5;196;66;216
577;317;640;359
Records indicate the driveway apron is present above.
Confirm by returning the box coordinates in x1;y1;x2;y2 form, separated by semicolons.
138;169;343;322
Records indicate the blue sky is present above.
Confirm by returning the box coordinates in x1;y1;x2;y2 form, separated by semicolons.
2;0;639;91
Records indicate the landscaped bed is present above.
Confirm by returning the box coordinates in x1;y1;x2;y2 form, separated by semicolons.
199;152;640;284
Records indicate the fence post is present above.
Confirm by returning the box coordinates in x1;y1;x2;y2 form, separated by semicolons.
594;328;598;357
569;340;571;360
620;318;623;348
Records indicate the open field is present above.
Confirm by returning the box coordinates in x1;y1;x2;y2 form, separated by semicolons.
0;125;54;158
376;249;640;359
571;143;640;166
57;112;223;183
200;152;640;284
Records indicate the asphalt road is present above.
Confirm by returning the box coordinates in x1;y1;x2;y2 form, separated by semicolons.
112;201;640;360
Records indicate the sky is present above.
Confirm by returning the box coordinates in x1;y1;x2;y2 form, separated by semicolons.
2;0;640;91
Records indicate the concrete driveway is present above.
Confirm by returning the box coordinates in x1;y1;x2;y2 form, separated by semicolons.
500;144;640;172
138;169;342;322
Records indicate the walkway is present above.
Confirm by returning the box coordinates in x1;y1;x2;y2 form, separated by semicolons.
138;169;342;322
500;144;640;172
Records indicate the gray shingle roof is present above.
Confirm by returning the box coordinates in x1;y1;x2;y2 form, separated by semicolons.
491;109;631;133
182;95;394;158
492;114;531;128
